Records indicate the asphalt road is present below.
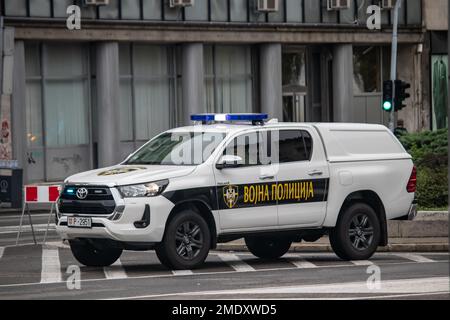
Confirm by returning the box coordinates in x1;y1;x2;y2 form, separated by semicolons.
0;213;449;300
0;213;59;247
0;242;448;300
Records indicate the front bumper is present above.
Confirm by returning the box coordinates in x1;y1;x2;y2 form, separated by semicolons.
56;195;174;243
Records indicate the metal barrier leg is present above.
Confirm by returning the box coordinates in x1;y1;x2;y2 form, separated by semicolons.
27;206;37;245
43;203;54;245
15;203;27;246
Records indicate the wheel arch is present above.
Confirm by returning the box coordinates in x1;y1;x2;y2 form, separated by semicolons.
165;200;218;249
337;190;388;246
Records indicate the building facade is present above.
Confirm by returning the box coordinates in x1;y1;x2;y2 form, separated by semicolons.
0;0;445;183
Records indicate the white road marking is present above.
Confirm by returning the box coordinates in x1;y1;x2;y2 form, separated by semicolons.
44;242;70;249
0;259;446;289
103;259;127;280
106;277;450;300
172;270;194;276
0;247;4;260
217;253;255;272
395;253;436;263
349;291;450;300
351;260;374;266
290;259;317;269
40;247;62;284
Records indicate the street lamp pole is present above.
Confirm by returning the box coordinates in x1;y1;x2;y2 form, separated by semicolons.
389;0;403;132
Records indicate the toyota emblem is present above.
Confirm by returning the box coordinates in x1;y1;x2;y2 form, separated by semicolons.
76;188;88;200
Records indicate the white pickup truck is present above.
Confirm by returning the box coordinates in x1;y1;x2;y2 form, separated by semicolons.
56;114;417;270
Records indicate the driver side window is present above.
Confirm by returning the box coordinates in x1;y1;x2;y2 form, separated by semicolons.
223;131;269;167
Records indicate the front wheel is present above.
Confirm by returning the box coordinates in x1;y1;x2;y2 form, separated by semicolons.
156;210;211;270
245;236;292;260
329;202;381;261
69;240;122;267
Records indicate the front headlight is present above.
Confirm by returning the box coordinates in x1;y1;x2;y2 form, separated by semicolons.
118;180;169;198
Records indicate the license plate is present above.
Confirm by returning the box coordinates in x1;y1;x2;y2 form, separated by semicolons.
67;217;92;228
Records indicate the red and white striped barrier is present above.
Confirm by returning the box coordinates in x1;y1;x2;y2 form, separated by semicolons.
24;185;60;203
17;185;61;246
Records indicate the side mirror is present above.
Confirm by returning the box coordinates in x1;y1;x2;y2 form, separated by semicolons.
216;155;244;170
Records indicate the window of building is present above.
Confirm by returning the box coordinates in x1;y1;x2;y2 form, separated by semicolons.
204;45;254;114
143;0;162;20
432;55;448;130
278;130;312;163
119;44;178;143
24;43;92;182
29;0;51;17
25;43;90;148
353;46;382;94
121;0;141;19
230;0;248;22
282;48;307;122
44;44;90;147
4;0;27;16
185;0;208;21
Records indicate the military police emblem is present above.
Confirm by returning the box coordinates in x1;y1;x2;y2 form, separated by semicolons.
223;185;239;209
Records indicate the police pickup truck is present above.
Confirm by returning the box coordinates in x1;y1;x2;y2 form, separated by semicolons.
56;114;417;270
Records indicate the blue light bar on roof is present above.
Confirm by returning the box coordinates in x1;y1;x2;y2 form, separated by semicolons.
191;113;268;123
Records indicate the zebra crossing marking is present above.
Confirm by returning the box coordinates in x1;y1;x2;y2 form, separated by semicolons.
290;259;318;269
351;260;375;266
41;247;62;283
172;270;194;276
0;245;445;289
217;253;255;272
395;253;436;263
103;259;128;279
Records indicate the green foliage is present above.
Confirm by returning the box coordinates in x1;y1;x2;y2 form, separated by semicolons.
416;166;448;209
399;129;448;210
399;129;448;166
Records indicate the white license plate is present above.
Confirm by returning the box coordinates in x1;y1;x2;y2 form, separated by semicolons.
67;217;92;228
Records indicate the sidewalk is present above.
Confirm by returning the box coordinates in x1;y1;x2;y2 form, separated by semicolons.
216;237;449;253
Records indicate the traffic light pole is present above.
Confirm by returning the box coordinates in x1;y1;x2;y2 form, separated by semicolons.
388;0;403;132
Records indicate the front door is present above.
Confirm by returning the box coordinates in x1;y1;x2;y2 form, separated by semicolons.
214;130;278;231
274;128;330;228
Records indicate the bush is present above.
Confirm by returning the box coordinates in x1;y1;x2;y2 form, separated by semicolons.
399;129;448;166
415;166;448;209
399;129;448;210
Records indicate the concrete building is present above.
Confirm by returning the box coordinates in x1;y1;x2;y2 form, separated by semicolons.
0;0;445;183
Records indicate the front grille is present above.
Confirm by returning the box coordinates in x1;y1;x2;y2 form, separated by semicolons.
59;185;116;215
60;186;114;201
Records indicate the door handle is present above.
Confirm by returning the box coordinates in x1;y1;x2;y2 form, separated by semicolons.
259;175;275;181
308;170;323;177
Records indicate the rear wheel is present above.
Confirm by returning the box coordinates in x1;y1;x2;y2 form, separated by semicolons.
156;210;211;270
330;202;380;261
69;240;122;267
245;236;292;260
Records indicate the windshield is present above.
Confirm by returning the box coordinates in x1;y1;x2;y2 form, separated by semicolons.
125;132;226;166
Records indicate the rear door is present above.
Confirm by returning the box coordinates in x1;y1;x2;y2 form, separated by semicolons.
274;128;330;227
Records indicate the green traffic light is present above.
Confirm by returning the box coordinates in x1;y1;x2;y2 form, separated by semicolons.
383;101;392;111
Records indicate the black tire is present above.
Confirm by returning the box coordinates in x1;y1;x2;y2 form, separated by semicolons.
69;240;122;267
330;202;381;261
245;236;292;260
156;210;211;270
